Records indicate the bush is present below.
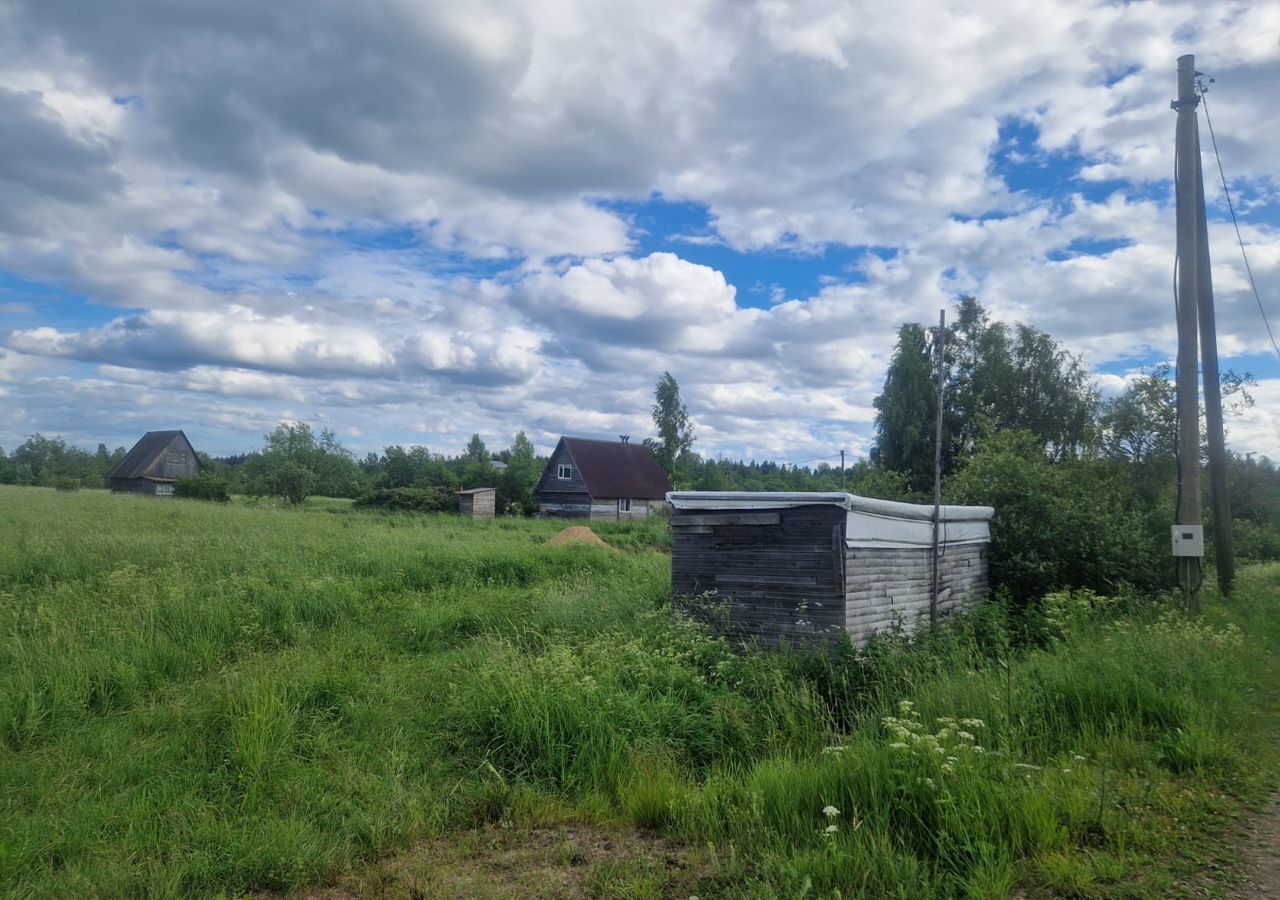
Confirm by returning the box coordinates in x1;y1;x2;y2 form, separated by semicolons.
174;472;232;503
1233;517;1280;561
52;476;80;492
353;486;459;514
946;430;1164;604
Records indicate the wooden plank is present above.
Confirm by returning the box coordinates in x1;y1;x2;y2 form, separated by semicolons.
673;512;782;526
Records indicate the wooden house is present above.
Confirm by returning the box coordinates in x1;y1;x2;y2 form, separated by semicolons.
668;491;994;649
457;487;496;518
536;436;672;520
106;430;202;496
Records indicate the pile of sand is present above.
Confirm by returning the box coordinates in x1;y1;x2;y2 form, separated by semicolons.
546;526;613;549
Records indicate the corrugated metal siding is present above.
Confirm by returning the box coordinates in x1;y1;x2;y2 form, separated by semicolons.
844;544;988;645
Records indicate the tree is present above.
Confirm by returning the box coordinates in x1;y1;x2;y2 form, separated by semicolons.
498;431;540;515
873;297;1099;480
245;421;362;503
460;433;496;488
1100;365;1176;467
647;371;695;481
872;323;937;493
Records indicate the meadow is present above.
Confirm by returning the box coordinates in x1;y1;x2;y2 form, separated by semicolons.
1;485;1277;898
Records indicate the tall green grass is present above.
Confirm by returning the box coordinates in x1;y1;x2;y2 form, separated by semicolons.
1;486;1276;898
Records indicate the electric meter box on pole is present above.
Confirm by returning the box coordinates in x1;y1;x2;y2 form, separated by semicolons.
1171;524;1204;557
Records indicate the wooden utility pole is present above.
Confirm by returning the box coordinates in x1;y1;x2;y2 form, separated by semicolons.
840;449;846;491
1173;54;1205;613
1193;89;1235;596
930;309;946;625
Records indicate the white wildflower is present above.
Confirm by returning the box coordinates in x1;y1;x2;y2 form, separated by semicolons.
825;824;838;833
823;805;841;819
889;742;908;751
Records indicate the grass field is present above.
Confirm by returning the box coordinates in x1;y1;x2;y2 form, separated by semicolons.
1;485;1277;898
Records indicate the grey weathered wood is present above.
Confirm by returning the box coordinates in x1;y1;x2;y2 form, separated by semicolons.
674;512;782;527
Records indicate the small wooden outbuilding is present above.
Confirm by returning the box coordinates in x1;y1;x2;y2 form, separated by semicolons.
536;436;672;520
668;491;994;649
106;430;202;496
457;487;496;518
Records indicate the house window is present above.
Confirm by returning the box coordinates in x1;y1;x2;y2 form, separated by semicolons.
618;497;632;513
557;464;574;479
155;483;174;496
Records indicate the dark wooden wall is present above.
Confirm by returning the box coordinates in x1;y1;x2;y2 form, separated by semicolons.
536;442;588;495
109;478;165;495
671;504;846;648
536;442;592;516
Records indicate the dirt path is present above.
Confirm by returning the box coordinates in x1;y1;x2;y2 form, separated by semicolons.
1233;793;1280;899
271;823;707;899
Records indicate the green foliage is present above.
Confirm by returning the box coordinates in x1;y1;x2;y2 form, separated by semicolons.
647;371;695;484
353;486;459;513
243;422;364;503
174;471;232;503
497;431;540;515
947;430;1165;601
2;434;109;488
52;475;80;492
872;323;938;493
874;297;1099;481
1100;364;1176;467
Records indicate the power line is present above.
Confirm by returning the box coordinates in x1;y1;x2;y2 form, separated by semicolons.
1197;80;1280;365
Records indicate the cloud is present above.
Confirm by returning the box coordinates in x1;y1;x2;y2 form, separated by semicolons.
1;0;1278;463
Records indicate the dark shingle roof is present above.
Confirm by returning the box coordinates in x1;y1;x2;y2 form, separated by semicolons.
560;436;673;499
106;431;194;479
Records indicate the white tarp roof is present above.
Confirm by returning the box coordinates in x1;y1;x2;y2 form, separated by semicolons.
666;491;994;549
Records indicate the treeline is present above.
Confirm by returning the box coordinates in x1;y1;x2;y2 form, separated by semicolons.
0;436;127;489
198;424;545;516
862;296;1278;598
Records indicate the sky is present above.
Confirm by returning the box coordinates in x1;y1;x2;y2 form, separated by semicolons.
1;0;1278;464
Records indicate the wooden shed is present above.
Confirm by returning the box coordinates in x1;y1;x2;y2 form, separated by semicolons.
668;491;994;649
106;430;202;496
457;487;496;518
536;436;672;520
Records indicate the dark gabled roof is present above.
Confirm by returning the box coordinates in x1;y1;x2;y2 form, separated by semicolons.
106;430;198;479
559;436;673;500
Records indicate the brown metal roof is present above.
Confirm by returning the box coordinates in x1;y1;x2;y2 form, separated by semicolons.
560;437;673;500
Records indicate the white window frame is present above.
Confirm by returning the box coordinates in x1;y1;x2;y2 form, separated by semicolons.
155;483;175;496
557;464;574;479
618;497;632;513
